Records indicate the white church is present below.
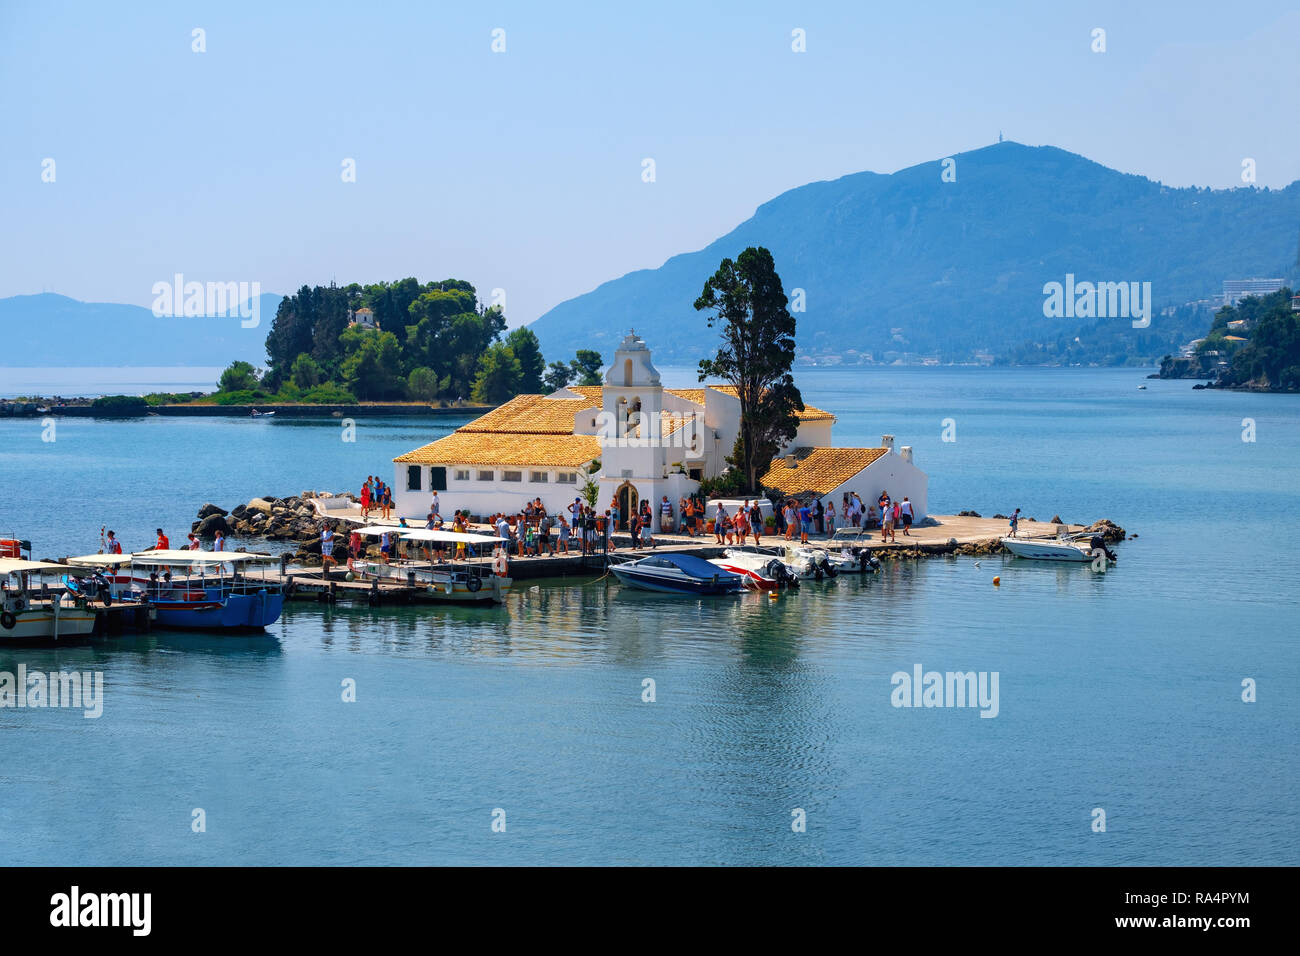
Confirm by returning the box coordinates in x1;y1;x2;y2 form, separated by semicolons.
391;331;927;529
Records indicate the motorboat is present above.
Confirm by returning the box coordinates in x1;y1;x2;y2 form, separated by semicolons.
610;553;746;594
824;527;883;572
0;557;99;641
72;551;285;630
783;545;842;580
346;525;511;603
717;549;801;587
250;409;276;418
1000;531;1118;564
707;557;782;590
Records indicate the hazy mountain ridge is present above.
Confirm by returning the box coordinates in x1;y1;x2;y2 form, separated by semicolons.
0;292;283;366
527;142;1300;364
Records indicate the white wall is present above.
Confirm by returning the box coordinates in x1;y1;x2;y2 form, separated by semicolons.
822;450;928;520
392;463;590;521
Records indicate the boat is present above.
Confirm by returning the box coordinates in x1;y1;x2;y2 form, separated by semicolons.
0;558;99;641
71;551;285;630
1000;531;1118;564
706;557;782;590
250;409;275;418
610;553;746;594
1137;385;1147;390
346;526;512;603
716;549;802;587
825;527;883;572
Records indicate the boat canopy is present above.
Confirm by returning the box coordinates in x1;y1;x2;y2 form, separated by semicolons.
65;553;136;566
121;550;279;565
0;557;74;575
400;528;507;545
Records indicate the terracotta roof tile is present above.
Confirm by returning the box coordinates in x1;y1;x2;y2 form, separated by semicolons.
758;447;888;497
457;393;600;434
394;432;601;467
706;385;835;422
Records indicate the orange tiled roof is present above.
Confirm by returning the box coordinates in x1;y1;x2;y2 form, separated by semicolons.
666;388;707;406
706;385;835;422
758;447;888;497
457;393;600;434
394;432;601;467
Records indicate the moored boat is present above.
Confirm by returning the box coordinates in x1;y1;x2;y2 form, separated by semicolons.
0;558;99;641
1000;532;1118;564
347;525;512;603
610;553;746;594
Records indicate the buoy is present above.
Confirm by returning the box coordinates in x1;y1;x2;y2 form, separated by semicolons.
993;576;1001;586
768;590;779;600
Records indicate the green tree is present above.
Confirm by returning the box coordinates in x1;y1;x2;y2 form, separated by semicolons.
471;342;522;404
291;352;322;389
506;326;545;392
543;360;574;392
218;360;262;393
339;330;404;400
570;349;604;385
407;366;441;402
694;246;804;492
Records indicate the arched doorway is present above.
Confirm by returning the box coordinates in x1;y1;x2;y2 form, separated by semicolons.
615;481;638;530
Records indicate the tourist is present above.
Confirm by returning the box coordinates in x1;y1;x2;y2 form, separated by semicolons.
610;501;620;532
815;499;825;535
600;510;612;552
186;532;200;550
379;529;392;564
321;523;335;574
682;497;695;537
1009;508;1021;538
360;479;372;518
798;502;812;544
639;499;652;531
891;499;902;543
382;484;393;521
826;500;836;535
659;495;673;535
783;501;797;541
430;490;440;518
213;529;225;552
570;497;583;526
583;508;597;555
538;512;554;556
492;546;509;578
735;506;749;545
881;502;895;544
349;529;362;568
556;514;570;554
900;496;914;536
714;503;727;544
750;502;764;545
630;513;642;549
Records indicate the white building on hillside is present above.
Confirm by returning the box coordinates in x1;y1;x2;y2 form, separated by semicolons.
391;332;927;529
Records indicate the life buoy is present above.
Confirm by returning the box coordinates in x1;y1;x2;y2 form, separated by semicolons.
0;611;16;630
467;575;483;593
493;552;508;576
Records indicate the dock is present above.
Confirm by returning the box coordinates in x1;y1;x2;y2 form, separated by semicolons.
245;514;1117;605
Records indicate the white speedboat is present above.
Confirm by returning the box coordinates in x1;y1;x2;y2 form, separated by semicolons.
1001;533;1117;564
720;548;803;585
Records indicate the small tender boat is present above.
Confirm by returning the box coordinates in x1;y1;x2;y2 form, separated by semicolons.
0;558;99;641
717;549;801;587
610;553;746;594
250;409;275;418
1000;532;1118;564
707;557;781;590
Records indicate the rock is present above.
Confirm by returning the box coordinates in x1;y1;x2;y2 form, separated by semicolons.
993;513;1007;520
1085;519;1126;542
300;490;317;499
1050;514;1063;524
947;538;958;547
195;513;230;538
247;497;275;514
300;538;322;554
197;502;228;519
958;510;981;518
231;503;248;519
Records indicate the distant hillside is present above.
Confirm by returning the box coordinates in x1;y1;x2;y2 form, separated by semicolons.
0;292;283;366
527;142;1300;364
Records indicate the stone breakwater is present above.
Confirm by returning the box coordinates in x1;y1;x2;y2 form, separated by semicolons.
189;491;366;567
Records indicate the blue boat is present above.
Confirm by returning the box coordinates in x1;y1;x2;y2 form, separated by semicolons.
609;552;746;595
74;551;285;631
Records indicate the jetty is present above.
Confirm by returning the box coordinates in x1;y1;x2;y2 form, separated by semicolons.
240;513;1124;606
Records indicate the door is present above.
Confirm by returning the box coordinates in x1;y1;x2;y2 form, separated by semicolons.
616;484;638;530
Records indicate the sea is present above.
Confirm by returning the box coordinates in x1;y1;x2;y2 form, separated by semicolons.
0;366;1295;865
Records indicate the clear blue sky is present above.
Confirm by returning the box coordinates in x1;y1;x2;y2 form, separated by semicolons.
3;0;1298;326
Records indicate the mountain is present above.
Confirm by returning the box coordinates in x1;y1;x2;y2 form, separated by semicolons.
527;143;1300;364
0;292;284;366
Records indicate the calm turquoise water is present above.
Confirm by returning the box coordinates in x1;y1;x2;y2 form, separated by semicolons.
1;367;1296;865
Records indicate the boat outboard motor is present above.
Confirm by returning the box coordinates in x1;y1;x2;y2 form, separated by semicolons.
857;550;881;573
816;555;837;578
1089;534;1117;562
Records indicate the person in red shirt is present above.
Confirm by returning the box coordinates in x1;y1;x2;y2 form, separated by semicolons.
154;528;170;550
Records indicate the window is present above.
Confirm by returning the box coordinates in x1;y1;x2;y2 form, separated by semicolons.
429;467;447;491
530;471;549;483
406;465;422;491
477;470;494;482
689;468;703;481
502;470;522;482
557;472;577;484
454;469;470;481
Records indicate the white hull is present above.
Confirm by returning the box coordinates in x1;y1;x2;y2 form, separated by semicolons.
1001;536;1098;562
0;606;97;640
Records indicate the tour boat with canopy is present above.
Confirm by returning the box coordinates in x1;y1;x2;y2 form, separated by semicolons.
0;557;100;641
69;551;285;630
346;525;512;603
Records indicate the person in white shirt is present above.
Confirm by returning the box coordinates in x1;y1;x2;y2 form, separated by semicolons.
430;492;440;518
900;497;914;536
213;530;225;551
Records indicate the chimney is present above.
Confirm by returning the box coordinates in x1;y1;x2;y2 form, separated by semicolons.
785;454;797;468
900;445;913;464
881;434;894;450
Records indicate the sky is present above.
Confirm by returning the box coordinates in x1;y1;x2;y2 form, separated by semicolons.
3;0;1298;327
